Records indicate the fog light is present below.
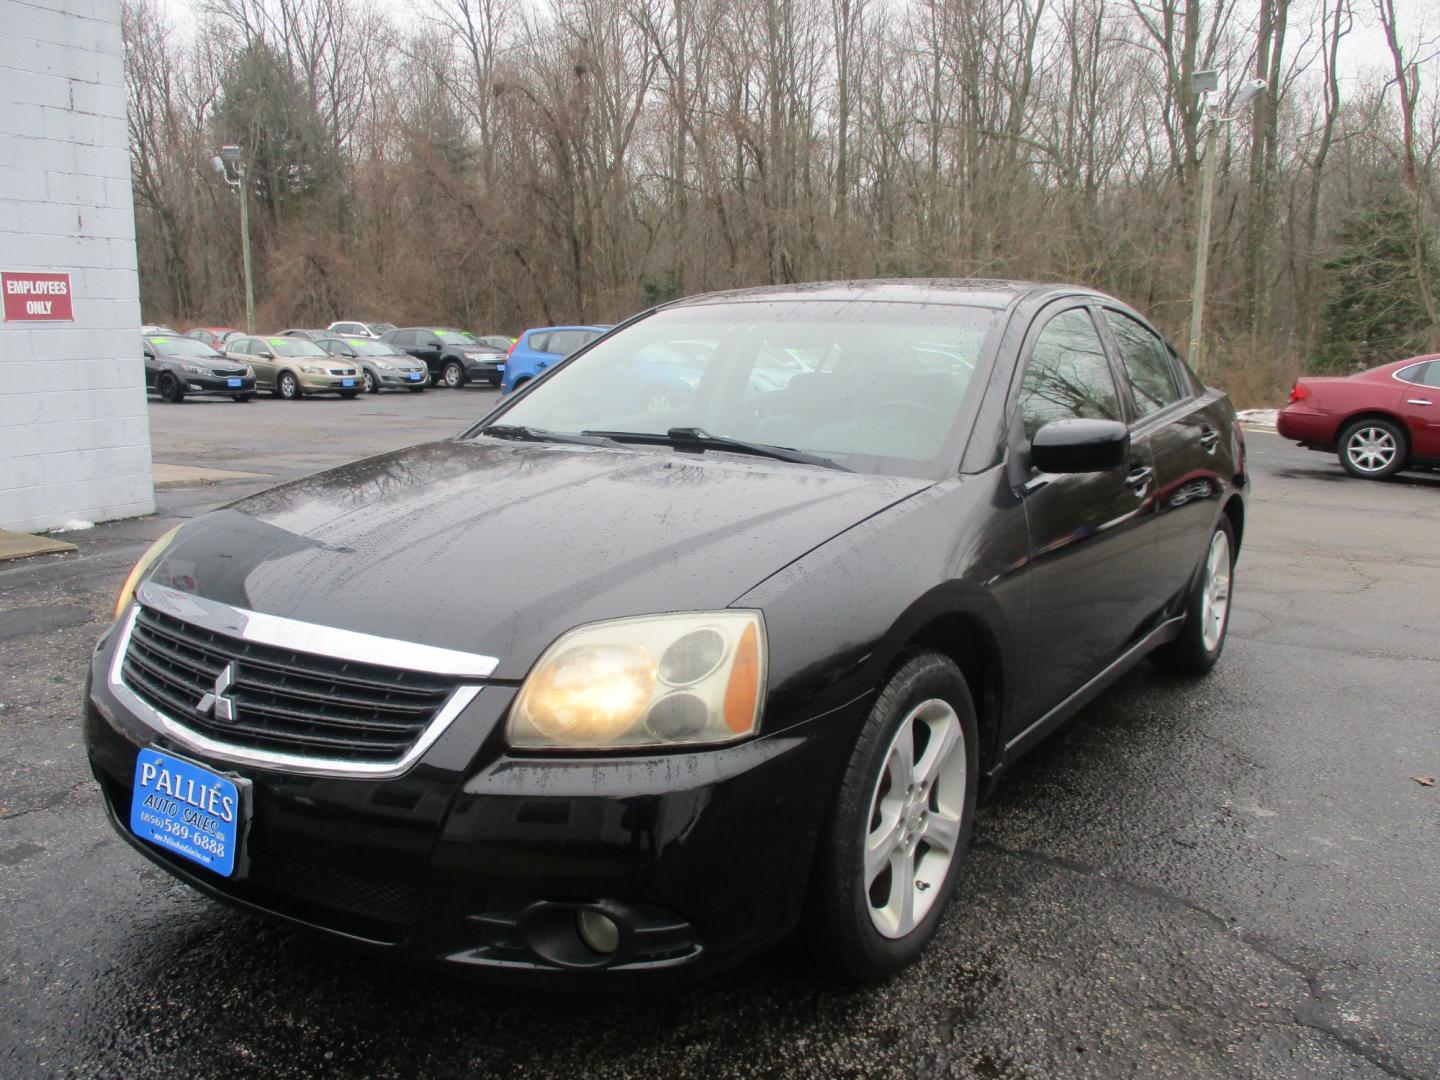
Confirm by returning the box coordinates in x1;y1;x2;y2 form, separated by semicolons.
577;909;619;955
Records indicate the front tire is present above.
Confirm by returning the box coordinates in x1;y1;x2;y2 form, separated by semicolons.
231;393;254;402
338;389;359;400
1337;418;1407;480
807;651;978;983
277;371;300;400
1151;516;1235;676
443;361;465;388
158;374;184;403
363;370;379;394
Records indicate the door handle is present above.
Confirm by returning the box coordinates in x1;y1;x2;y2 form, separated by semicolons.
1198;426;1220;452
1126;464;1154;496
1406;399;1432;406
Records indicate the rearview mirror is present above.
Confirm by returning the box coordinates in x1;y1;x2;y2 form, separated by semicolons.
1030;418;1129;473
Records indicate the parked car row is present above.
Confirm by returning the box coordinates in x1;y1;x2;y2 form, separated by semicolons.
142;320;611;403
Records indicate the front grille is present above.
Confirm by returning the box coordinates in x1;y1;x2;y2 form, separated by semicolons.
328;367;357;376
211;367;247;377
250;851;422;927
121;606;462;763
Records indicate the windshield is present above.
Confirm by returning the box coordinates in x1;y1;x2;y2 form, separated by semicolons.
435;330;478;345
269;338;327;357
344;337;405;356
480;301;998;478
147;336;221;358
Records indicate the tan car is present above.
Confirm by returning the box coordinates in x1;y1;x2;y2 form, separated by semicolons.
224;335;362;400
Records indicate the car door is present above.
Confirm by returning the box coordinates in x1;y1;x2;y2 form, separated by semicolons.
241;338;275;389
142;343;158;389
415;332;444;375
1100;307;1223;607
1009;302;1162;725
1395;361;1440;459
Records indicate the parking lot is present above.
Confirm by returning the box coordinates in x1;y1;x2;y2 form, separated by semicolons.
1;395;1437;1078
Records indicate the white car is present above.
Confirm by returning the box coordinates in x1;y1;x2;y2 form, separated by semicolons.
326;320;396;338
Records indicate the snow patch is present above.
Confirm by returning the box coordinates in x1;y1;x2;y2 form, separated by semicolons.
50;520;95;533
1235;408;1279;428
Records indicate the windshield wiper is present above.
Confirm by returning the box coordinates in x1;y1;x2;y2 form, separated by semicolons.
581;427;851;471
480;424;615;447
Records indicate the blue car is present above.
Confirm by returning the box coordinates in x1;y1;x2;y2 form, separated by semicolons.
500;325;609;394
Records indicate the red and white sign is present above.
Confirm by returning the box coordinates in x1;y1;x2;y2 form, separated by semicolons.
3;272;74;322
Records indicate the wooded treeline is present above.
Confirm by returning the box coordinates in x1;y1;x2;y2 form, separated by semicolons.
126;0;1440;402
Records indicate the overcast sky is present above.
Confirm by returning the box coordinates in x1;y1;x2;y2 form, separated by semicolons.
156;0;1432;94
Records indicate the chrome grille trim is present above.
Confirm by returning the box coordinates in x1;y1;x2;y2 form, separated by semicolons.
136;582;498;678
109;602;487;779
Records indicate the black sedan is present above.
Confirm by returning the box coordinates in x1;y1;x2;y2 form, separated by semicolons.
143;333;255;403
88;280;1244;984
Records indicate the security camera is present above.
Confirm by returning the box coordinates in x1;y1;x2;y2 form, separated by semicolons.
1233;78;1267;108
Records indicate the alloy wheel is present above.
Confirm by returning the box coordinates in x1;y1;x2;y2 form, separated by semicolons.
1200;529;1232;653
863;698;967;939
364;370;378;393
279;373;299;399
1345;426;1398;474
445;364;463;388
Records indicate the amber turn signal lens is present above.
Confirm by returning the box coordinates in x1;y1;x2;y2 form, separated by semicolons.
723;622;761;734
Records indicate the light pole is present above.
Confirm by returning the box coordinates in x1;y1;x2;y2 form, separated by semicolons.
1187;74;1266;378
211;145;255;335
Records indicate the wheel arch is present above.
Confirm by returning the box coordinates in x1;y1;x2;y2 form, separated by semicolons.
1221;493;1244;552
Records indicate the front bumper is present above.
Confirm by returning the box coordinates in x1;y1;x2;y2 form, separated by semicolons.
297;371;360;393
181;374;256;396
375;367;429;388
464;359;504;384
83;623;849;984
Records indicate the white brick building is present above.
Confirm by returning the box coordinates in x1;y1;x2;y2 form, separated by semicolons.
0;0;153;532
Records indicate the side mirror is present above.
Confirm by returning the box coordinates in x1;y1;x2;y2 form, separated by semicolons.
1030;418;1129;473
258;349;273;359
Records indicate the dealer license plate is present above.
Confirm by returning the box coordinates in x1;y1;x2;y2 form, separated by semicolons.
129;749;246;877
496;365;505;374
227;377;242;388
408;372;423;381
341;378;355;387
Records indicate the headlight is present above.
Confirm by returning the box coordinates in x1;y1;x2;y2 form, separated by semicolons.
114;524;182;619
181;362;208;374
373;360;396;370
300;363;327;374
508;612;766;749
243;366;255;378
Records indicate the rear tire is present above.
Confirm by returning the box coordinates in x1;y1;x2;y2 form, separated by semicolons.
1151;516;1235;676
806;651;978;983
1337;418;1407;480
277;371;300;400
158;374;184;403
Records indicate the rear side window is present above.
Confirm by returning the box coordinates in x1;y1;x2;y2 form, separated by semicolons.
546;330;589;357
1104;310;1183;419
528;332;552;353
1397;362;1440;388
1019;308;1121;439
229;339;251;355
388;331;414;347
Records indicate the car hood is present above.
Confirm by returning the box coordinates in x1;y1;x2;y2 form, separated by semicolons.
146;440;933;678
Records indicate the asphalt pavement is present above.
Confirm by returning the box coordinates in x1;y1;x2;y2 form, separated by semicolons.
1;391;1437;1079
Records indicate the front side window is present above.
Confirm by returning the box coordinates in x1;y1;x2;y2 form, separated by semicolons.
1018;308;1121;439
1104;310;1183;418
485;301;999;478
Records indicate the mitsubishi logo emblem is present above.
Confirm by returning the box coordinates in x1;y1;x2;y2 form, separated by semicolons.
196;661;239;723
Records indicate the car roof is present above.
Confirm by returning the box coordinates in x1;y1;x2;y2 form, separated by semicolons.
524;325;609;334
663;278;1105;311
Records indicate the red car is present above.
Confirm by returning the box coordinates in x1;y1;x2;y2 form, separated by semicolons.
1277;355;1440;480
183;326;241;350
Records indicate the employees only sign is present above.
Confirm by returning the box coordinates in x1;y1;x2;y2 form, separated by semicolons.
3;272;74;321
